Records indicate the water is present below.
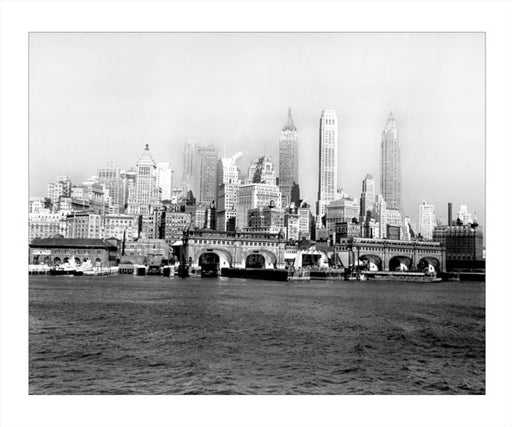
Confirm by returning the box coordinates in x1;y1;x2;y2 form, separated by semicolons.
29;276;485;394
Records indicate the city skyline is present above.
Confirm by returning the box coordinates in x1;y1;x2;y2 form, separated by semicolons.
29;33;485;226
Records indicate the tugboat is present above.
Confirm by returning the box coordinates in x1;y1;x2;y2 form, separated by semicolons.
177;262;190;278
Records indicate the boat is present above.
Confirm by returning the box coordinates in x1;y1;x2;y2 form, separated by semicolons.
49;258;79;275
364;271;442;282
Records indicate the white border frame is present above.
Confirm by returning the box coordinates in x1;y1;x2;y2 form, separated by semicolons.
1;1;512;427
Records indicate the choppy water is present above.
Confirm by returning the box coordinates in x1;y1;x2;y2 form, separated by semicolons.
29;275;485;394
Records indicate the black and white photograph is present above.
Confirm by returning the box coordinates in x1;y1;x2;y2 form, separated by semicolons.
27;31;485;395
1;1;512;427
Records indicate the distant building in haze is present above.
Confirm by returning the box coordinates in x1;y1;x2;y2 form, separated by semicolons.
182;141;195;193
197;144;218;205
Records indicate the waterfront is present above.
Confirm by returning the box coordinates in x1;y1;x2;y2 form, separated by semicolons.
29;276;485;394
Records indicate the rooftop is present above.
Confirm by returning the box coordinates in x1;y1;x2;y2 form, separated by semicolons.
30;238;118;249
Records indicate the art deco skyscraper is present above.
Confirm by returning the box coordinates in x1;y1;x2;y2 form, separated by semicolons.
197;144;218;206
316;109;338;219
279;108;299;208
127;145;160;215
360;174;376;220
380;112;402;212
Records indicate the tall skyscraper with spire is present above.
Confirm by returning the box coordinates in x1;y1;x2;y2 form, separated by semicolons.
380;112;402;212
127;144;160;215
279;108;299;208
316;109;338;219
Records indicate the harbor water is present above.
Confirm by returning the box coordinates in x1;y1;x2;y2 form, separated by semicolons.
29;275;485;394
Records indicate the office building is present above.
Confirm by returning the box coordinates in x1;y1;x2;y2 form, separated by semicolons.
380;112;402;212
419;200;436;240
197;144;218;205
47;176;72;211
360;174;376;221
279;108;299;208
127;145;160;215
317;109;338;219
236;183;282;230
97;162;123;213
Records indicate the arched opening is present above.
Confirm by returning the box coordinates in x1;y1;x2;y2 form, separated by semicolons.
417;257;441;274
95;257;102;267
359;254;383;271
43;256;51;265
74;257;81;266
63;257;70;264
246;253;266;269
32;255;40;264
199;252;220;277
53;257;61;266
389;256;412;272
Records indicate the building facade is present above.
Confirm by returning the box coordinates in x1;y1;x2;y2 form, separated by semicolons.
236;183;282;230
29;238;119;267
156;162;174;201
360;174;376;221
419;200;436;240
97;162;123;213
433;224;484;262
164;212;192;244
252;156;277;186
247;206;285;234
127;145;160;215
102;214;137;241
197;144;218;205
317;109;338;219
380;112;402;212
47;176;72;211
65;212;102;239
325;197;359;233
29;211;67;243
278;108;299;208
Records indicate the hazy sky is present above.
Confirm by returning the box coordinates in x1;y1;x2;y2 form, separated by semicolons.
29;33;485;226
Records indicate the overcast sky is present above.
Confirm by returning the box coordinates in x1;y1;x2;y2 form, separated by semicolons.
29;33;485;226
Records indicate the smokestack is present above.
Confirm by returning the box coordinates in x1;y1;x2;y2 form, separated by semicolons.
448;202;453;226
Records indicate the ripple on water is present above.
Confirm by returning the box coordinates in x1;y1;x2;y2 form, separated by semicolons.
29;276;485;394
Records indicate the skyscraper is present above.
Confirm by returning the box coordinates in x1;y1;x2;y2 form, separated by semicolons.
47;176;72;212
360;174;376;220
419;200;436;240
279;108;299;208
316;109;338;219
156;162;174;201
127;145;160;215
216;154;241;231
197;144;218;205
380;112;402;212
97;162;123;213
252;156;277;186
182;141;194;193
